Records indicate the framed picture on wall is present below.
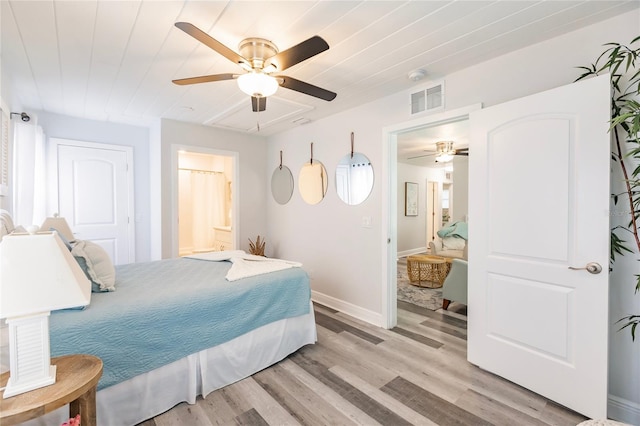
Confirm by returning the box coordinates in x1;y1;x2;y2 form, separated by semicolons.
405;182;418;216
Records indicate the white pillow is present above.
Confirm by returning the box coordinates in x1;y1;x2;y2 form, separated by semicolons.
442;236;466;250
71;240;116;292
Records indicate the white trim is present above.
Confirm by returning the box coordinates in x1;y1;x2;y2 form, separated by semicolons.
311;290;383;328
170;144;239;258
49;138;135;263
380;129;397;329
382;104;482;328
0;107;9;197
608;394;640;425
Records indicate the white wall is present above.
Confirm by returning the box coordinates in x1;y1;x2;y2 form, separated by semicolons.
267;9;640;423
608;147;640;422
159;119;268;259
397;163;443;256
452;156;469;223
0;99;11;211
35;111;152;262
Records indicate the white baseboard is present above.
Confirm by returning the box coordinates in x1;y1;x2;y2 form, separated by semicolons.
397;247;427;258
608;394;640;425
311;290;383;327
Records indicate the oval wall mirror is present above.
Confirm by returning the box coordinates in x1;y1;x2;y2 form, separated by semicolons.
335;152;374;205
299;161;328;205
271;165;294;205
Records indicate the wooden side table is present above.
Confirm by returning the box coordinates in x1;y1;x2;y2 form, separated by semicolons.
406;254;452;288
1;354;103;426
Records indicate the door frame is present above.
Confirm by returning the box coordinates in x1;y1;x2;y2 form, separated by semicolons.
381;104;481;328
426;180;440;244
170;144;239;258
48;138;135;263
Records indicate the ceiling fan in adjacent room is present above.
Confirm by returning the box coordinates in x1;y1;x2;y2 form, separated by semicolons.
408;141;469;163
172;22;337;113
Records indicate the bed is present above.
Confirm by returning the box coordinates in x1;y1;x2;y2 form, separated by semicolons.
0;211;316;425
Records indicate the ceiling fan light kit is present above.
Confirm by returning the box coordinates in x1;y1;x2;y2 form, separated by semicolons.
172;22;336;113
434;141;456;162
435;153;454;163
237;73;279;97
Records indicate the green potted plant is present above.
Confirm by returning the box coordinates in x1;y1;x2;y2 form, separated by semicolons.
576;36;640;340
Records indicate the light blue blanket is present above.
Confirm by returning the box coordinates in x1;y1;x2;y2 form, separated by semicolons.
437;221;468;240
50;258;310;390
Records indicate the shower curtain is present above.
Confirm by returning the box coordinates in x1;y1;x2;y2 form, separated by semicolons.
190;171;225;251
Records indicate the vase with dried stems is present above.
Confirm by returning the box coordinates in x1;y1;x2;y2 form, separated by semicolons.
248;235;266;256
576;36;640;340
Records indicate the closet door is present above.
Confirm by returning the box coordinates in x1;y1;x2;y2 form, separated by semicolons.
56;139;134;265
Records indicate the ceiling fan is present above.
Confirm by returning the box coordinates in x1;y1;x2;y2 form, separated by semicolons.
172;22;337;112
408;141;469;163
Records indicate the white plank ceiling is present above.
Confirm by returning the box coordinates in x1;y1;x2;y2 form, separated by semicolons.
1;0;637;140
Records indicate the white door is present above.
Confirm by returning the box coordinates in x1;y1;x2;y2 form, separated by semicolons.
468;74;610;419
56;141;134;265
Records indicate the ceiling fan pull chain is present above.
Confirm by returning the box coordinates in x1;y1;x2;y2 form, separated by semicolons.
310;142;314;165
350;132;354;158
279;150;283;170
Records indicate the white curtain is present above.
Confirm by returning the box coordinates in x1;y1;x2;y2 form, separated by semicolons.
12;121;47;227
191;172;225;251
348;163;373;204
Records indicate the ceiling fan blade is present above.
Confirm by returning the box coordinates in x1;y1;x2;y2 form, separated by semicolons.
172;73;236;86
455;149;469;156
175;22;248;67
277;75;336;101
266;36;329;72
407;153;436;160
251;96;266;112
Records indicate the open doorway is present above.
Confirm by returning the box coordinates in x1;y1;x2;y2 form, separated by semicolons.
381;104;480;328
171;145;238;258
396;119;468;255
177;151;234;255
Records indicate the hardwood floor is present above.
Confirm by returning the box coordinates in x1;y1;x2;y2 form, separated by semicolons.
141;301;587;426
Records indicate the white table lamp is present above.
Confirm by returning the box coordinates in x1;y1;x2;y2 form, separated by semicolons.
0;230;91;398
40;214;75;242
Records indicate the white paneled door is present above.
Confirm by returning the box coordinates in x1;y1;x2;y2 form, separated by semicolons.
468;74;611;419
56;140;134;265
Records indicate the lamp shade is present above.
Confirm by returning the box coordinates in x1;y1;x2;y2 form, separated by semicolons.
0;232;90;318
40;215;75;242
237;72;279;97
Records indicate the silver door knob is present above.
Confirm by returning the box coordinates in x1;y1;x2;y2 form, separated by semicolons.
568;262;602;274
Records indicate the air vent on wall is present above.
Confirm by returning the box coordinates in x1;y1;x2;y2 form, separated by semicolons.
410;81;444;115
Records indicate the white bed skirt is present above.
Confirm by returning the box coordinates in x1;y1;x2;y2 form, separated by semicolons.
20;304;317;426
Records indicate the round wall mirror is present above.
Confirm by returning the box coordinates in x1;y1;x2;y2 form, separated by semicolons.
335;152;374;205
271;165;294;205
298;161;328;205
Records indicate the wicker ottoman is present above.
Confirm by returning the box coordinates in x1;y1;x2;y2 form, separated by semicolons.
406;255;451;288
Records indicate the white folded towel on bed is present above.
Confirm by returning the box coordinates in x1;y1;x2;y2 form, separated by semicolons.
185;250;302;281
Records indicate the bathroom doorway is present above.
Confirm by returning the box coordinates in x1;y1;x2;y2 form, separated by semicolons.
177;150;234;256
